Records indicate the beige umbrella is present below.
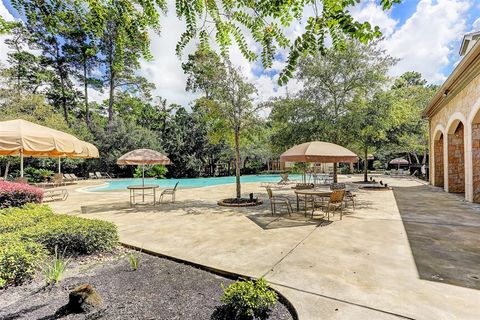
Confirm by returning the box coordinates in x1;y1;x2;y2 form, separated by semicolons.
389;157;409;170
280;141;358;182
117;149;171;186
0;119;99;176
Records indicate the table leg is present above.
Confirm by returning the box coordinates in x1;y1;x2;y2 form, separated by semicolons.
296;194;299;212
304;194;307;216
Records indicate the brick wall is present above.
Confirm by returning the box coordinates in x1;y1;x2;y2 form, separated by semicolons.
434;136;444;187
448;123;465;193
472;123;480;202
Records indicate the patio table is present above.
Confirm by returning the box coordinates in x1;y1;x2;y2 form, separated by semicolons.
127;185;159;206
294;189;332;216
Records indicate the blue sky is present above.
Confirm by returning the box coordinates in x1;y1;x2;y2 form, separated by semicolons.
1;0;479;106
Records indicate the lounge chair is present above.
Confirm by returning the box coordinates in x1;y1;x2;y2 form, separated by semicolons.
70;173;85;181
63;174;74;183
43;188;68;202
88;172;97;179
96;171;113;179
160;182;179;203
312;189;345;220
266;187;292;216
278;173;291;185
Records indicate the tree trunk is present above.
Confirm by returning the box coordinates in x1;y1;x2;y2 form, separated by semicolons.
333;163;338;183
234;128;241;199
107;40;115;129
364;146;368;182
83;58;90;129
413;152;420;164
4;161;10;179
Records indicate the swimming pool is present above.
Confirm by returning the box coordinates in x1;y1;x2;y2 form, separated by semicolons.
86;174;302;192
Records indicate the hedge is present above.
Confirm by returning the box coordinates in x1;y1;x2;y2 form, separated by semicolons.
0;204;54;234
0;204;119;287
18;215;119;255
0;181;43;208
0;235;46;287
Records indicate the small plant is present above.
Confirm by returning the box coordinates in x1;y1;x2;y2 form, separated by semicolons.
221;278;278;319
40;246;70;287
128;250;141;271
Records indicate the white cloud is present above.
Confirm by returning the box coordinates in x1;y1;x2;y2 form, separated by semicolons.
0;1;15;64
382;0;471;83
350;0;399;37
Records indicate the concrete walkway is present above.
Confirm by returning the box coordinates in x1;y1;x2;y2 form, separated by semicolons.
48;176;480;319
393;185;480;290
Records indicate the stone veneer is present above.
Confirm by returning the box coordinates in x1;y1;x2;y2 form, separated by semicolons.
448;123;465;193
433;135;444;187
472;123;480;202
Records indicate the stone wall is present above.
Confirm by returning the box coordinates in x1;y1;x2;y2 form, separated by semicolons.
434;136;444;187
472;123;480;202
448;123;465;193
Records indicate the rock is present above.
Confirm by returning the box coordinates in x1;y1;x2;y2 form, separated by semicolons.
67;284;102;313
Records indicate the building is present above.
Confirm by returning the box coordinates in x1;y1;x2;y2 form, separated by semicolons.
423;31;480;202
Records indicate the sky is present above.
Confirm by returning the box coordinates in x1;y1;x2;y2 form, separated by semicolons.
1;0;479;108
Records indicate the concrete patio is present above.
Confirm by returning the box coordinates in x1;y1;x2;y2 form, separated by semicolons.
48;175;480;319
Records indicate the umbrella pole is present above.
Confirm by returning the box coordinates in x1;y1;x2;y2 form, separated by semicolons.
58;157;61;174
142;164;145;202
20;150;24;177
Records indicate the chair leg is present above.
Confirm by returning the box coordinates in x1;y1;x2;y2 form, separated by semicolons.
270;202;274;216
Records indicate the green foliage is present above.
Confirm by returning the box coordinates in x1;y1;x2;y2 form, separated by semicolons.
175;0;401;84
0;204;54;234
133;164;168;179
18;215;118;255
0;235;46;287
221;278;278;319
128;250;141;271
24;167;54;183
39;245;70;286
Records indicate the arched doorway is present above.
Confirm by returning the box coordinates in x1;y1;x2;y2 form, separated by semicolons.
433;131;444;187
447;121;465;193
472;112;480;202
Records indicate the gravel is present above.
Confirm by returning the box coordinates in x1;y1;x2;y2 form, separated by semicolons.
0;250;295;320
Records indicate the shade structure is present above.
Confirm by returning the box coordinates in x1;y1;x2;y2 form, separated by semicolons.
280;141;358;183
0;119;99;176
280;141;358;163
389;157;409;170
117;149;171;187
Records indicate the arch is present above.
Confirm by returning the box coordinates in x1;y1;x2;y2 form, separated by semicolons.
447;118;465;193
433;124;445;140
468;96;480;203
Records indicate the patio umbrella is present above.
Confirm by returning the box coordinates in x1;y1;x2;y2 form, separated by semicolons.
117;149;171;186
280;141;358;183
389;157;409;170
0;119;99;177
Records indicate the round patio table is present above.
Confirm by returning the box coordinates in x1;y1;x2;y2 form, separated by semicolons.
294;189;332;216
127;185;159;206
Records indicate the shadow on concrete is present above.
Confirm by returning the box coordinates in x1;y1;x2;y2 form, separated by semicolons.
393;185;480;290
247;212;331;230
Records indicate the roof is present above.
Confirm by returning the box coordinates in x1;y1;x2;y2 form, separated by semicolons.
423;38;480;118
459;31;480;56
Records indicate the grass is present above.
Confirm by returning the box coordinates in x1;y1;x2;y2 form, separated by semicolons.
40;246;70;287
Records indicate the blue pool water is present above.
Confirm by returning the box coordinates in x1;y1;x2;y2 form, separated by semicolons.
86;174;302;192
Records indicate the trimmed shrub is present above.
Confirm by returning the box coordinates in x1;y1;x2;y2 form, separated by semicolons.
0;235;46;287
221;278;278;319
0;204;54;234
19;215;118;255
0;181;43;208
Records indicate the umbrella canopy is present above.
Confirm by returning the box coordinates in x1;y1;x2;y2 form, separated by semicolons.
0;119;99;176
389;157;409;165
117;149;171;187
117;149;171;165
280;141;358;163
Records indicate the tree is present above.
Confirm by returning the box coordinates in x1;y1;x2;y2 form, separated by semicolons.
175;0;401;84
185;49;259;198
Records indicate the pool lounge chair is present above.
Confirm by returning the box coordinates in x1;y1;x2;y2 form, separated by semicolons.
43;188;69;202
96;171;113;179
160;182;179;203
89;172;97;179
278;173;291;185
266;187;292;216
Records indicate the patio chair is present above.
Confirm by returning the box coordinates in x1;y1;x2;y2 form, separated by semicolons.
52;173;66;187
278;173;291;185
266;187;292;216
312;189;346;220
159;182;179;203
330;183;355;210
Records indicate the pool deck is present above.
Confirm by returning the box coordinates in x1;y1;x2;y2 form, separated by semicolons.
48;175;480;319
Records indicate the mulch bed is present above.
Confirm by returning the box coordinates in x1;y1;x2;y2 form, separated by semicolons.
0;249;294;320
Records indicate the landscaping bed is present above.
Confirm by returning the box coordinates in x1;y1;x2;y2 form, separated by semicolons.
0;249;295;320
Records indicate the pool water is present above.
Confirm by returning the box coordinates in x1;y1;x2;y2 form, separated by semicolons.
86;174;302;192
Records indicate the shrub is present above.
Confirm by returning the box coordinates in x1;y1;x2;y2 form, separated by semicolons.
0;204;54;234
0;181;43;208
24;167;54;183
19;215;118;255
128;250;141;271
0;235;46;287
221;278;278;319
134;164;168;179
